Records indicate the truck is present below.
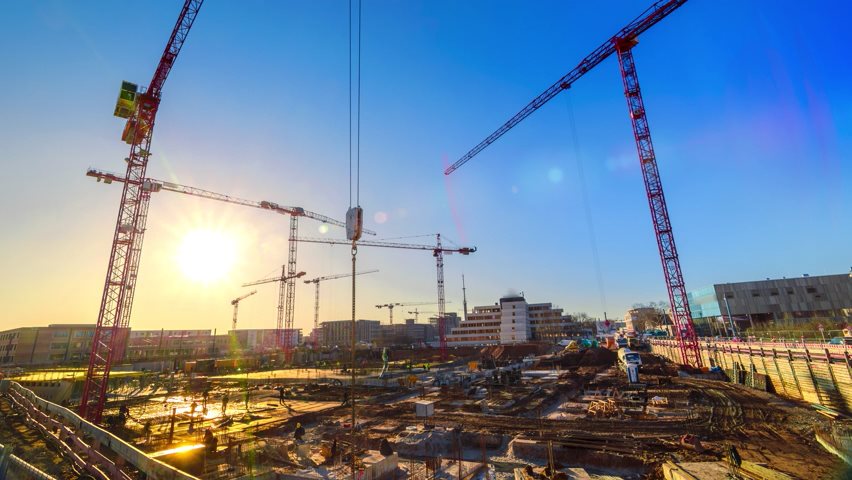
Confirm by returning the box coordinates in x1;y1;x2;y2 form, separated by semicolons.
618;348;642;384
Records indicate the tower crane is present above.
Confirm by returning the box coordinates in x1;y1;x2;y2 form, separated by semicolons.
304;270;379;339
407;308;439;323
86;167;375;358
231;290;257;331
243;271;307;356
442;0;701;367
375;302;435;325
295;234;475;359
80;0;204;423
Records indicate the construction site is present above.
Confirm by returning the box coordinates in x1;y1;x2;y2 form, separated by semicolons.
1;0;850;479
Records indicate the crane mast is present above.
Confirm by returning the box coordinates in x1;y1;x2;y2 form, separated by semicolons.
615;41;700;366
305;270;379;337
442;0;700;367
231;290;258;331
435;234;447;359
284;216;298;358
243;271;307;354
80;0;203;423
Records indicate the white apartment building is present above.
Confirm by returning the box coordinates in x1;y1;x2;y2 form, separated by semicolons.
446;296;577;346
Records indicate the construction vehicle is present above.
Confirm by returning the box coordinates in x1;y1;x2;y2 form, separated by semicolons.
618;348;642;384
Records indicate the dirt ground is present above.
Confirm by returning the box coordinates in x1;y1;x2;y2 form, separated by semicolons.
359;352;850;479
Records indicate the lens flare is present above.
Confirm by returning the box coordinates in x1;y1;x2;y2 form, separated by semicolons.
548;167;564;183
374;211;388;224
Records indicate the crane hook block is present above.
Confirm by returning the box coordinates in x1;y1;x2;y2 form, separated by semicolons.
346;207;364;241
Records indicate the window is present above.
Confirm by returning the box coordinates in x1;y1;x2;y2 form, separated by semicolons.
724;292;735;299
806;287;818;294
751;290;760;297
787;288;795;295
770;289;779;296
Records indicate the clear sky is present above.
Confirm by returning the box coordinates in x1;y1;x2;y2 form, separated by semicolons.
1;1;849;334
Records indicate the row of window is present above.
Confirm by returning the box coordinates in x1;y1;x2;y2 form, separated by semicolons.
724;286;821;299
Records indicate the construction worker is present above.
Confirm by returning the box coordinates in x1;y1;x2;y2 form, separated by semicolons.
278;387;286;405
222;392;229;416
727;444;742;477
204;428;218;454
294;422;305;441
142;420;152;443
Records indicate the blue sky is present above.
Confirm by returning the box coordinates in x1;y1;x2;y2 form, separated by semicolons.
1;0;849;333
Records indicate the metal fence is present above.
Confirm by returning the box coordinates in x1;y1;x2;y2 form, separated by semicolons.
0;442;56;480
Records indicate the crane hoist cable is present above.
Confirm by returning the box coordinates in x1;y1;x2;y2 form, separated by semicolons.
347;1;363;478
566;92;608;316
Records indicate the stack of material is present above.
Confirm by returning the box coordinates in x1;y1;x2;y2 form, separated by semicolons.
587;398;619;418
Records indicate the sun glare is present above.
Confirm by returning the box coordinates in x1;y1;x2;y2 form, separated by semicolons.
176;229;237;283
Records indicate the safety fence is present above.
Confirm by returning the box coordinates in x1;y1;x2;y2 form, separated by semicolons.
651;339;852;414
0;442;56;480
0;379;198;480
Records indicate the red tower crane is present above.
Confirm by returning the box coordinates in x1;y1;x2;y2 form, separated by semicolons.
243;271;307;353
80;0;204;422
86;168;374;360
442;0;700;367
304;270;379;337
295;234;475;359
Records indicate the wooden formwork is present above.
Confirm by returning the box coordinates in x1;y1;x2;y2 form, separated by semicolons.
651;340;852;415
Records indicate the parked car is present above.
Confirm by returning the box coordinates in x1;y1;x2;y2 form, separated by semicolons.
828;337;852;345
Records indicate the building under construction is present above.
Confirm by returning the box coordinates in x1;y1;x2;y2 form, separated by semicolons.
1;0;850;479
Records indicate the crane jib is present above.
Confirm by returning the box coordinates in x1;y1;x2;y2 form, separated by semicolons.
444;0;688;175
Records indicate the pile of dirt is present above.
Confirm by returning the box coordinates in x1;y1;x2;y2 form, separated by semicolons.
638;352;680;376
577;348;616;367
559;348;616;368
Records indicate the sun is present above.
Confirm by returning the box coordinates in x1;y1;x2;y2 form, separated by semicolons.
176;228;237;283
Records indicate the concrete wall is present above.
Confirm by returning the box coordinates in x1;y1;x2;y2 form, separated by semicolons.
651;340;852;414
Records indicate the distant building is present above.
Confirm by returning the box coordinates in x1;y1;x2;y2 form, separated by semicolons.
125;329;217;361
0;324;128;366
427;313;461;334
687;272;852;333
319;320;380;347
377;319;437;346
446;296;578;346
229;329;302;352
0;324;306;367
623;308;669;333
